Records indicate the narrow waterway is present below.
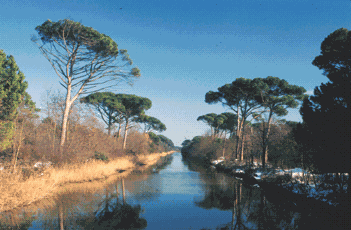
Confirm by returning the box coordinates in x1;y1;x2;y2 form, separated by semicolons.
0;152;326;229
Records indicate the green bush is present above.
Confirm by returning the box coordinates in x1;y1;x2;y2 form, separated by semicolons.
93;152;109;162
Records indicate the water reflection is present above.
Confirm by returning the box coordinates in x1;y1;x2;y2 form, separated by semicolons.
195;182;235;210
189;161;309;230
1;152;344;229
126;174;162;202
0;211;34;229
77;188;147;230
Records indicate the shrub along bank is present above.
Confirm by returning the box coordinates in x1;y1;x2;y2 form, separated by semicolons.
0;151;175;212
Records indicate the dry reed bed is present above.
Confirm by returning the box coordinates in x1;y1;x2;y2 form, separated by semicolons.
0;151;175;212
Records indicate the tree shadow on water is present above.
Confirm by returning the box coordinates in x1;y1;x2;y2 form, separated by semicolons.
195;184;235;211
77;202;147;230
77;187;147;230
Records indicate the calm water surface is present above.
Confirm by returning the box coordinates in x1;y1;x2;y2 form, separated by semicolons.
2;152;327;229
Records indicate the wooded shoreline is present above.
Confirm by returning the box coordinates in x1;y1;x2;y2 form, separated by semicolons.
205;158;350;229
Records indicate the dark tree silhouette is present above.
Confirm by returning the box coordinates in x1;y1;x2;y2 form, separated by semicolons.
297;28;350;219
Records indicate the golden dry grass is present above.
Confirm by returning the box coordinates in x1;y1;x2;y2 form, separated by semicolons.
137;151;172;166
0;151;175;212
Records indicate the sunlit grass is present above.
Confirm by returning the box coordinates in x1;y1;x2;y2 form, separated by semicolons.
0;151;174;212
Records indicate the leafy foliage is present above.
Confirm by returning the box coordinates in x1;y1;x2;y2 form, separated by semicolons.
111;94;152;149
33;19;141;94
266;122;301;168
205;78;261;113
113;94;152;117
148;131;160;146
312;28;350;106
92;151;109;162
197;112;238;138
134;114;166;133
80;92;124;135
252;76;307;168
181;136;224;161
297;28;350;173
205;78;264;160
35;19;119;56
0;50;29;121
0;50;36;150
157;135;174;148
253;76;307;117
147;132;174;153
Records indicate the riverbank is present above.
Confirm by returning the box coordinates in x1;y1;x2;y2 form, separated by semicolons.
0;151;175;212
192;157;349;229
212;159;347;197
209;158;350;223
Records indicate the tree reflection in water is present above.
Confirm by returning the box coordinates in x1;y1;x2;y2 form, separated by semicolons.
0;211;34;230
34;182;147;230
77;187;147;230
194;169;308;230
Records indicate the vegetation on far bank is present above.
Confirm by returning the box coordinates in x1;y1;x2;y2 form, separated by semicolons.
181;28;350;200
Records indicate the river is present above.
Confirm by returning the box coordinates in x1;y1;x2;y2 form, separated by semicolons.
0;152;334;229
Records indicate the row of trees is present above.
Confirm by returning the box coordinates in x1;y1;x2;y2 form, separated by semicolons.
0;50;172;165
80;92;166;150
182;28;350;182
197;112;237;138
1;18;174;167
182;118;300;169
203;76;307;168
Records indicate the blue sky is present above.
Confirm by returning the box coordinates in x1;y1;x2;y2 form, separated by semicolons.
1;0;350;145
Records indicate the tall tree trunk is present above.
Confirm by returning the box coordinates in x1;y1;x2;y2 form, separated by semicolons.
52;122;56;152
222;131;227;158
107;118;111;136
261;122;266;169
262;111;273;169
60;85;72;149
122;119;129;150
240;123;247;161
117;123;122;138
235;106;241;159
12;120;23;173
241;133;245;161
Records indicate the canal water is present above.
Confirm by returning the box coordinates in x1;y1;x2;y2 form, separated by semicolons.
0;152;332;229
